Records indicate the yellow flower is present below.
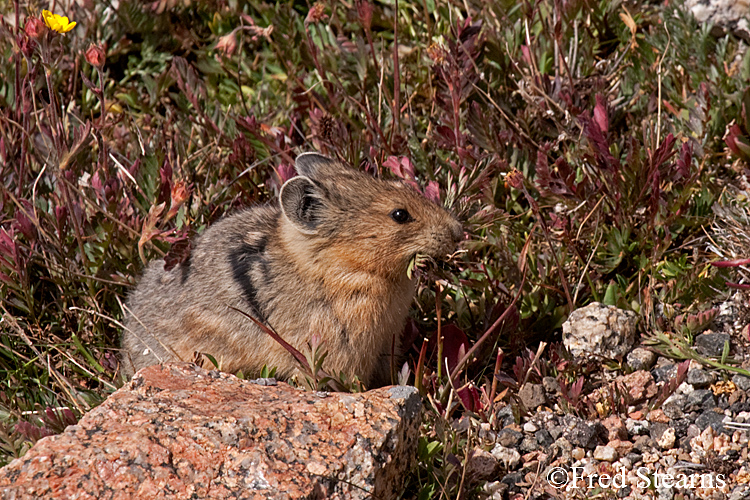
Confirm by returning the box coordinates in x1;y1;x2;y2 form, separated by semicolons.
42;10;76;34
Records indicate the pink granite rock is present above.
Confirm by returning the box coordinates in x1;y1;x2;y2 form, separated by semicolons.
0;363;422;499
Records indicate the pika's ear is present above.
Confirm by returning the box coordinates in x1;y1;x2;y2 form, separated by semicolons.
279;176;325;234
295;152;343;180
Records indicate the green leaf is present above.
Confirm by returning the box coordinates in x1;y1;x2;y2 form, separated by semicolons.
71;335;105;374
202;353;219;369
603;282;618;306
721;340;730;365
259;365;277;378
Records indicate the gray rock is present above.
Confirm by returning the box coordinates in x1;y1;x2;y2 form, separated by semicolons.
731;401;750;414
730;485;750;500
617;485;633;498
686;368;714;388
669;418;690;439
626;452;643;465
562;416;598;449
495;405;515;427
250;377;278;385
518;383;547;410
662;394;687;419
491;444;521;469
542;376;560;394
696;410;726;434
388;385;422;419
500;471;525;493
652;361;678;384
548;424;563;440
656;485;674;500
694;332;731;357
553;437;573;459
686;389;715;408
496;428;523;448
562;303;638;359
633;435;655;452
649;422;670;442
627;347;657;371
732;374;750;392
465;448;499;484
625;418;649;436
519;435;539;453
535;429;554;447
452;415;471;433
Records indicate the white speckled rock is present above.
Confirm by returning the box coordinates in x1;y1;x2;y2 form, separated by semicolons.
593;445;618;462
657;428;676;450
562;302;638;359
490;444;521;469
685;0;750;41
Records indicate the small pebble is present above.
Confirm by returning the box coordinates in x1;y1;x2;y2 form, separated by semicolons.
732;374;750;392
686;389;715;408
523;421;538;433
490;444;521;469
626;452;643;464
593;445;618;462
496;429;522;448
535;429;554;447
542;376;560;394
626;418;650;436
686;424;701;440
627;347;657;371
687;368;713;388
657;428;676;449
694;332;731;357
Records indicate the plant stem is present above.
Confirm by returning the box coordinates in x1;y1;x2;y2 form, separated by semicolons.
391;0;400;140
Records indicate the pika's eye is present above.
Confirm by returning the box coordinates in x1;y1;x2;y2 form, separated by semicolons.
390;208;412;224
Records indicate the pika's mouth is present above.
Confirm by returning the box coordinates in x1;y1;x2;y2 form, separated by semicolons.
407;250;460;278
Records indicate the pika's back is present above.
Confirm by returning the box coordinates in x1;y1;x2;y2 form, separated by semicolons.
121;153;463;387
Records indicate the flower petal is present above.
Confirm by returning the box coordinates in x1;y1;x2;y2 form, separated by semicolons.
41;9;76;33
60;20;76;33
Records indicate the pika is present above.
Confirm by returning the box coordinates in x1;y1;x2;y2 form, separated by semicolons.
121;153;463;387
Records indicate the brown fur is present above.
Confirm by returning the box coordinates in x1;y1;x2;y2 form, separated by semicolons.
121;153;463;387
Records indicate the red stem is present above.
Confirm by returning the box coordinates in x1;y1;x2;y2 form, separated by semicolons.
449;244;529;382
